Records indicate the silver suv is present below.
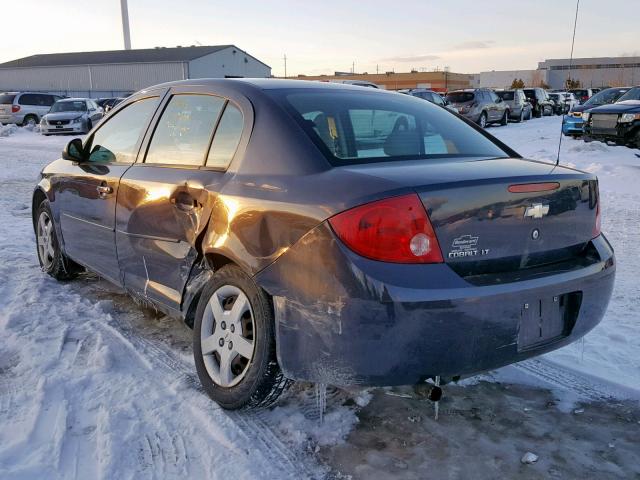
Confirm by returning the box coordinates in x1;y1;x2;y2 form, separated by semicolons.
0;92;63;126
445;88;510;128
495;89;532;122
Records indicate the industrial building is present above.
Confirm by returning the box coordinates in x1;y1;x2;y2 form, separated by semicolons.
0;45;271;98
290;71;473;92
477;56;640;89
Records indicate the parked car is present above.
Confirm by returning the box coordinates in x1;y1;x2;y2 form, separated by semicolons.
0;92;63;126
495;89;532;122
32;79;614;410
548;93;566;115
445;88;510;127
400;88;457;112
523;88;553;117
562;87;630;137
583;86;640;148
569;88;594;104
40;98;104;135
96;97;126;112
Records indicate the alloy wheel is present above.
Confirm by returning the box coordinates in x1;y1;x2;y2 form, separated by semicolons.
36;211;55;270
200;285;255;388
479;113;487;128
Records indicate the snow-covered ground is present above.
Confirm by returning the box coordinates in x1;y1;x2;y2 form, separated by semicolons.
0;118;638;479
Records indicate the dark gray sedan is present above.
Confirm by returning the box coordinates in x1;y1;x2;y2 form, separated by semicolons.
32;79;614;409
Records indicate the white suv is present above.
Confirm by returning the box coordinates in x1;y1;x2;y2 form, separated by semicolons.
0;92;63;126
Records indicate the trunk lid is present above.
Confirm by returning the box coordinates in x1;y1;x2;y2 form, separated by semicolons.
343;157;599;277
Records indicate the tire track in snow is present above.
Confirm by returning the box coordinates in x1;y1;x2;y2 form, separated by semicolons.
100;311;320;479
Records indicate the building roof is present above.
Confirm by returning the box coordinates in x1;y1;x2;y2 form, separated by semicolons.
0;45;270;69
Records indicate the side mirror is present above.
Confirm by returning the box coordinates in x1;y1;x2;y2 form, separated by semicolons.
62;138;86;162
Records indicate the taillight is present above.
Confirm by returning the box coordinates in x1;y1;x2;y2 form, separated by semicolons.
11;105;20;113
328;193;443;263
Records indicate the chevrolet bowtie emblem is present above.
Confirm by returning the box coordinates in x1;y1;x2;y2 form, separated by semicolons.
524;203;549;219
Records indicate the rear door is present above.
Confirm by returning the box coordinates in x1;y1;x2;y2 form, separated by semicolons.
116;86;246;312
57;94;162;284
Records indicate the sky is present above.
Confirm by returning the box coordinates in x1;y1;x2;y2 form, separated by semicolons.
1;0;638;76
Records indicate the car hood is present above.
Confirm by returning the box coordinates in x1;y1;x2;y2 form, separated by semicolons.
588;100;640;114
44;112;84;121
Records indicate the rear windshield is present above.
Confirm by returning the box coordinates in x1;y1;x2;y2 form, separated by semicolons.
50;100;87;112
0;94;16;104
523;89;536;98
445;92;475;103
570;89;588;97
274;90;508;166
496;91;514;100
617;87;640;102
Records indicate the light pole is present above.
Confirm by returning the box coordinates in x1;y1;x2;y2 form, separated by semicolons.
120;0;132;50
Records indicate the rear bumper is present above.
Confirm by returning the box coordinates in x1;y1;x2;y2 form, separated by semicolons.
256;223;615;386
563;117;584;135
0;114;21;124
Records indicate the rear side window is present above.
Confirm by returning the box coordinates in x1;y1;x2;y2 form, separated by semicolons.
431;94;444;106
0;94;16;104
145;94;225;166
87;97;159;163
19;93;38;105
206;103;243;168
40;95;56;106
279;90;508;165
497;91;515;100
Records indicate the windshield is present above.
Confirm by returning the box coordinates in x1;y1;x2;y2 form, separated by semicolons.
445;92;475;103
274;89;509;166
585;88;628;106
50;100;87;113
496;91;514;101
0;94;16;104
617;87;640;102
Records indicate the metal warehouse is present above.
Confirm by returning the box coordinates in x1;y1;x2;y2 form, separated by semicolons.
0;45;271;98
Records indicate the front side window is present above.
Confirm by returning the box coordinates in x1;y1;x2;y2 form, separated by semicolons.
206;103;244;168
617;87;640;102
277;90;508;165
145;94;225;166
431;94;444;106
87;97;159;163
496;91;515;101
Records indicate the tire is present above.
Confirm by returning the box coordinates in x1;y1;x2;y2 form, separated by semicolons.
500;110;509;126
517;109;525;123
193;265;291;410
34;199;82;281
22;114;38;127
478;112;487;128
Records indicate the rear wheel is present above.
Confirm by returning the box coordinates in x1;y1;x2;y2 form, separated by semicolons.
35;200;82;280
193;265;290;409
22;115;38;127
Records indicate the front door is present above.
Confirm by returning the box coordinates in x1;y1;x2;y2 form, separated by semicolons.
116;88;245;312
57;95;162;284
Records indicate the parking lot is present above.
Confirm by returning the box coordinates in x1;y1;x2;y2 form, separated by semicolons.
0;114;638;478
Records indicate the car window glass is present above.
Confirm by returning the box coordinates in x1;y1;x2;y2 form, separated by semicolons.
431;94;444;106
87;97;159;163
206;103;243;168
145;94;225;166
281;91;508;165
19;94;37;106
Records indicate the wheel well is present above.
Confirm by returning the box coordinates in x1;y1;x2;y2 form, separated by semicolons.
205;252;235;272
23;113;38;122
32;189;47;226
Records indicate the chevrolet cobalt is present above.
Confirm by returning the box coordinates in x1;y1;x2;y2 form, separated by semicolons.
33;79;615;409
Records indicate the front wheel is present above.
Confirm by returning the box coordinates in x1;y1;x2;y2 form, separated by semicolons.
193;265;290;409
478;112;487;128
500;110;509;126
35;200;82;280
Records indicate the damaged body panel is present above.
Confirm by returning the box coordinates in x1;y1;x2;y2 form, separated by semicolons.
33;78;615;389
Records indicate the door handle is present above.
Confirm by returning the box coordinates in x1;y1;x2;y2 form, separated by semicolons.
96;184;113;196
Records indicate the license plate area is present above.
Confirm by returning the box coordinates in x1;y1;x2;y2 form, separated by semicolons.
518;292;582;351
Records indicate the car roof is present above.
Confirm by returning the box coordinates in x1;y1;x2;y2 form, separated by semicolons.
56;97;89;102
